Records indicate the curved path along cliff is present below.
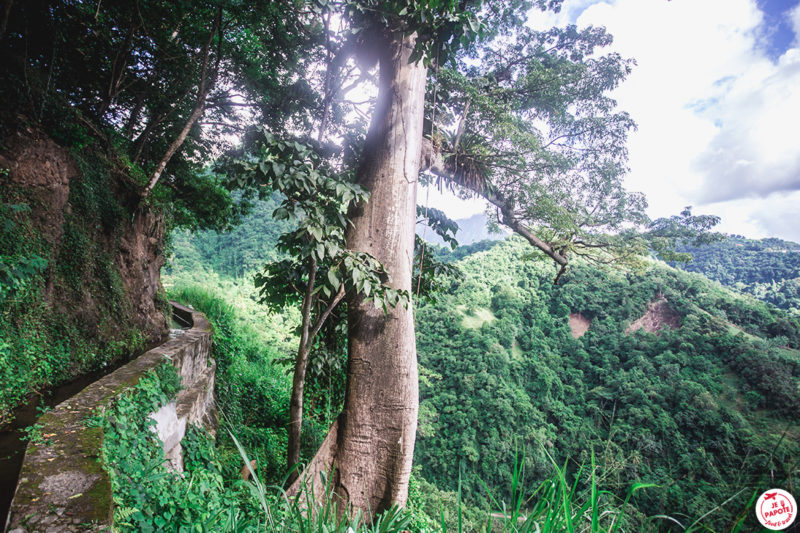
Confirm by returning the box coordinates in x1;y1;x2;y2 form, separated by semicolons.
4;303;215;533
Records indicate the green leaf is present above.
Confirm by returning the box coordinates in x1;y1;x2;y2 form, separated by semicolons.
327;269;340;289
468;15;480;33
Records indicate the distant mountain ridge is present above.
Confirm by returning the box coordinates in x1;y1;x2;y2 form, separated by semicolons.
674;235;800;316
417;213;509;246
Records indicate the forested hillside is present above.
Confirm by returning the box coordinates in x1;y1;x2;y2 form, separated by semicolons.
4;0;798;530
674;236;800;316
414;237;800;529
168;195;291;278
166;225;800;530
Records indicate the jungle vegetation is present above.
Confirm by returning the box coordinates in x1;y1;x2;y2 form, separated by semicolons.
1;0;798;530
165;229;800;531
673;236;800;317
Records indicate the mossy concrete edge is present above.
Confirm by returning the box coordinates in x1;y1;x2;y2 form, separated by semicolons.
4;302;212;533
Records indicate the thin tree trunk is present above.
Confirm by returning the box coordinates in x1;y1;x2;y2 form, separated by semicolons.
124;90;146;137
98;21;136;119
285;242;347;487
140;5;221;200
140;102;206;198
287;280;346;483
0;0;13;40
289;29;427;516
287;257;317;483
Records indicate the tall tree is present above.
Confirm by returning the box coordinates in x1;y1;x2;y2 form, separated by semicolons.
226;0;712;516
289;0;562;514
229;132;411;483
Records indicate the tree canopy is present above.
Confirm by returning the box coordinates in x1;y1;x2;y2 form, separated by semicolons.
0;0;314;229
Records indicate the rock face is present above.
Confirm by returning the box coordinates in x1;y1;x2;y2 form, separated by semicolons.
0;132;75;253
0;127;167;344
625;295;681;335
4;303;215;533
117;207;168;340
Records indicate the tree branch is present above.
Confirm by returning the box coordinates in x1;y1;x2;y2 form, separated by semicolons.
304;283;345;351
140;4;223;200
420;137;568;270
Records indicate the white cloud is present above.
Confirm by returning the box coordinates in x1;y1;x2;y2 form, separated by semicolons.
436;0;800;242
791;4;800;44
558;0;800;241
705;190;800;242
692;47;800;202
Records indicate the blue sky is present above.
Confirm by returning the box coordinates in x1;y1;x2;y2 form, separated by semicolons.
758;0;799;58
430;0;800;242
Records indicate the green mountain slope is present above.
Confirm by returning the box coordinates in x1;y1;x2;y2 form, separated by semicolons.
674;235;800;316
414;237;800;530
168;215;800;529
168;195;291;278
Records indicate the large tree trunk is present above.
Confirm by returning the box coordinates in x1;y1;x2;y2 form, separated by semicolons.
289;29;426;516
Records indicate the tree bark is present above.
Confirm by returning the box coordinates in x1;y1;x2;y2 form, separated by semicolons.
289;29;427;516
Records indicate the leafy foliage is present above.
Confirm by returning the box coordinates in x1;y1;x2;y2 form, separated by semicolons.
0;203;48;302
421;22;651;267
0;0;315;230
167;195;292;278
102;362;262;531
413;238;799;530
229;129;409;312
647;207;723;263
0;150;148;421
162;275;666;532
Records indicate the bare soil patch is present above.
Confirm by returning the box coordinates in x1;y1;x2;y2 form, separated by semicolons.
569;313;591;338
625;297;681;335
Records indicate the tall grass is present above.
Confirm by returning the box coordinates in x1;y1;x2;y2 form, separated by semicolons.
225;426;412;533
225;429;720;533
168;278;294;481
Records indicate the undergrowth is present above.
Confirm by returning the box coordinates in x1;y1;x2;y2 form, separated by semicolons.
101;361;261;532
0;146;147;423
167;275;295;482
98;284;754;531
99;360;672;532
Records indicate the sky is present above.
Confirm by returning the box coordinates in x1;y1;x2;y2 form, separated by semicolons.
426;0;800;242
